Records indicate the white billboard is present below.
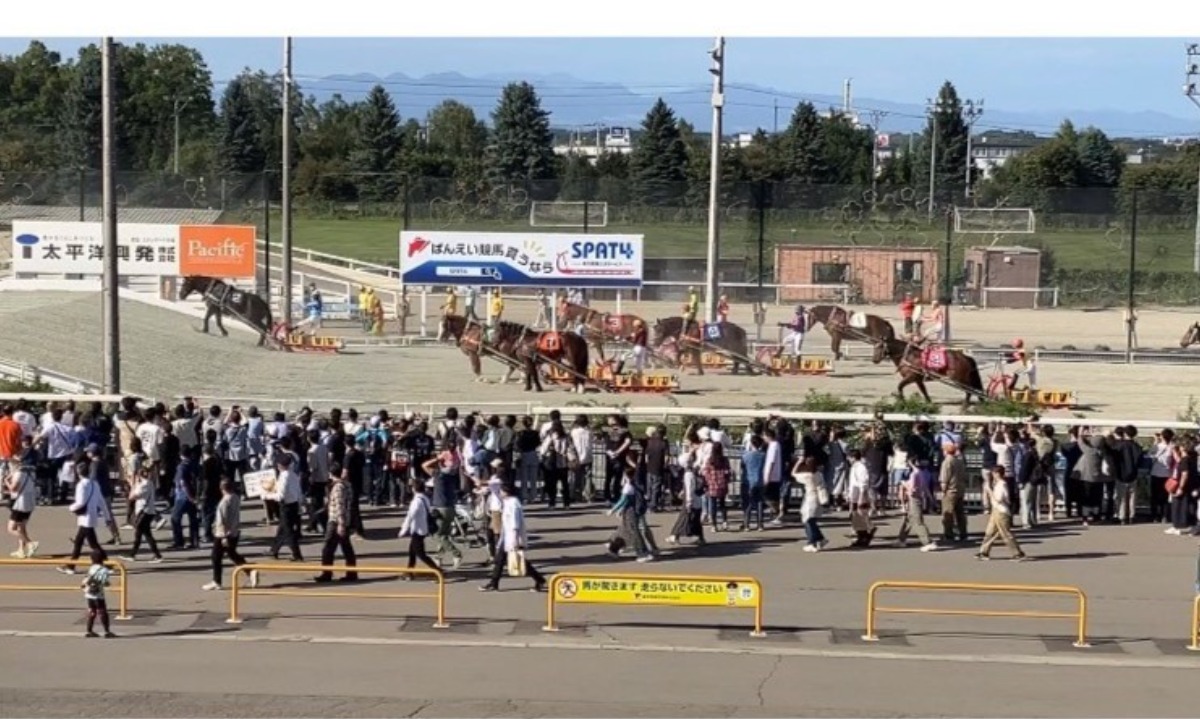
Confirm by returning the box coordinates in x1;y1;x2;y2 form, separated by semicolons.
399;231;644;289
12;221;179;276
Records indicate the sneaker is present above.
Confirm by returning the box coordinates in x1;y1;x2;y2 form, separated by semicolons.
920;543;941;552
802;544;818;553
974;553;990;561
24;542;38;558
451;557;462;570
1165;528;1182;535
248;570;259;588
818;539;829;549
202;581;222;591
9;550;24;559
148;556;163;564
120;524;134;530
103;632;117;639
84;631;98;638
1013;553;1030;562
636;555;655;563
57;566;77;575
478;584;498;592
665;536;677;545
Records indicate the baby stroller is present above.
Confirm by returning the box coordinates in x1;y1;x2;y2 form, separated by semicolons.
449;493;489;551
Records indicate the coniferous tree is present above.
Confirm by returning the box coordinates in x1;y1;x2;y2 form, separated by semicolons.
630;98;688;206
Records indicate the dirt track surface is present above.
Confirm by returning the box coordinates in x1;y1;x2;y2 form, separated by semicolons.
1;290;1198;420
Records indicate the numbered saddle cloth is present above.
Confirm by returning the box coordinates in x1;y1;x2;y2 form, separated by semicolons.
921;345;948;371
537;332;562;354
702;322;723;341
848;311;868;330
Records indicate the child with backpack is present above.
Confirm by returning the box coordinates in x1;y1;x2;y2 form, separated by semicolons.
81;549;116;638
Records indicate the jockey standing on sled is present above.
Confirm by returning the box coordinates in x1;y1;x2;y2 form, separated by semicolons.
716;294;730;324
437;287;457;341
486;288;504;344
302;283;323;336
775;304;807;368
1005;339;1037;392
919;300;944;344
617;319;649;377
682;287;700;344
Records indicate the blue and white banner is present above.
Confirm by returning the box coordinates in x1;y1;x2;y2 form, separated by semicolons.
399;231;643;289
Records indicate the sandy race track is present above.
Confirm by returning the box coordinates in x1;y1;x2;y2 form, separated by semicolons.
1;290;1198;421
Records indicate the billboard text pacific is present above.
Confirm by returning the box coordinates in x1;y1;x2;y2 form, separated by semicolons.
570;240;635;261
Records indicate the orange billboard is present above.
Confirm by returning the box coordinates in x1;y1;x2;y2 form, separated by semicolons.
177;225;257;278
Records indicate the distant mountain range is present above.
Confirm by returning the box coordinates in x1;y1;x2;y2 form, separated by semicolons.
307;71;1200;140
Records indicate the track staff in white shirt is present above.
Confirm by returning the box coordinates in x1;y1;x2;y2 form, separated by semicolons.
268;453;305;561
399;478;440;577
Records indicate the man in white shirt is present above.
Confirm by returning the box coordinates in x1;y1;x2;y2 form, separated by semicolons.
268;453;305;561
36;408;75;504
135;411;165;466
539;410;562;440
12;401;38;439
171;405;201;453
763;428;783;523
58;468;105;574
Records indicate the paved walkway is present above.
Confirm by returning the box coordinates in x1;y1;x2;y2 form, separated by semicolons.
2;497;1198;716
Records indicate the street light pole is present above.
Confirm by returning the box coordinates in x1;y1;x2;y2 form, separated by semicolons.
925;96;945;220
962;99;984;197
281;37;294;327
704;37;725;323
1185;43;1200;274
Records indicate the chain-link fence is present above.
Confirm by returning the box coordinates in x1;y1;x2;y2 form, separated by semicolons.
1;171;1196;307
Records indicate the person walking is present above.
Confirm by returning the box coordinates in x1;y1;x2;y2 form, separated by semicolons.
169;447;200;550
305;430;331;533
399;478;441;578
797;458;828;553
847;449;876;547
118;466;163;564
421;439;463;570
58;465;106;575
569;415;594;504
740;434;767;531
268;453;304;562
976;466;1028;561
204;480;256;591
314;469;358;583
605;466;653;562
940;442;969;544
479;483;546;592
895;458;940;551
667;441;706;547
80;549;116;638
5;454;38;558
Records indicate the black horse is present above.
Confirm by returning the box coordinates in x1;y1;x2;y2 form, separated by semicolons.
179;275;275;347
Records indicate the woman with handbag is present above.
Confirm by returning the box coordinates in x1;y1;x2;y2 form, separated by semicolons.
398;478;440;578
1166;440;1196;536
796;456;829;553
119;463;163;564
667;438;706;547
479;482;546;592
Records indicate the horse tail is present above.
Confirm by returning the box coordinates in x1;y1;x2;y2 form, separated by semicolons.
966;357;984;391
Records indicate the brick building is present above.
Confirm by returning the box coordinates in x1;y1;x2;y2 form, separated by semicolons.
775;245;940;304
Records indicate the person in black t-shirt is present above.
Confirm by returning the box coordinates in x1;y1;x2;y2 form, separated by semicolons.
603;415;632;503
343;438;367;536
198;443;224;543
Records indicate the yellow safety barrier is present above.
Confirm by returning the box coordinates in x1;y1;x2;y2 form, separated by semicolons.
1190;594;1200;651
0;558;132;620
227;563;447;628
544;572;765;637
863;580;1089;647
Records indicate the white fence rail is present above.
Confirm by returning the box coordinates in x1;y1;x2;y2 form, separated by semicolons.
0;356;105;394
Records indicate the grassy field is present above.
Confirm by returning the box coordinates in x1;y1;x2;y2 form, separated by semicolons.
267;213;1196;277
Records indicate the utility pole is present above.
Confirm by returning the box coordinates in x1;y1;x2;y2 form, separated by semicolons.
171;96;192;175
773;98;779;134
281;37;294;327
100;37;120;394
867;109;889;197
704;36;725;324
925;95;950;220
962;99;985;198
1185;43;1200;274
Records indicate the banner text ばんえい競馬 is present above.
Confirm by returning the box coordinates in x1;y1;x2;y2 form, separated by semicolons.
399;231;643;289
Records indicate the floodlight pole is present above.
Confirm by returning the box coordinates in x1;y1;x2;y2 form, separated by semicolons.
925;97;949;221
100;37;120;394
1185;43;1200;274
704;37;725;324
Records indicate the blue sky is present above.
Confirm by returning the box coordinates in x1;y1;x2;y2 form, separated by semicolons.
1;37;1195;118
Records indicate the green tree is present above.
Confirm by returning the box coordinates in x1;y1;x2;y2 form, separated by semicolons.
593;151;631;205
914;81;970;201
0;41;69;169
558;153;598;201
125;43;216;172
295;94;363;202
351;85;402;201
780;101;825;183
486;81;556;188
1075;127;1124;188
631;98;688;206
820;113;873;186
426;100;487;161
218;75;266;174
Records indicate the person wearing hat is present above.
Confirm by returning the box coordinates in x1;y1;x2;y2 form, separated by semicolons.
939;441;969;544
479;482;546;593
437;287;459;342
617;318;649;377
485;288;504;344
1005;339;1037;393
357;286;371;330
716;294;730;324
775;304;808;369
303;282;324;336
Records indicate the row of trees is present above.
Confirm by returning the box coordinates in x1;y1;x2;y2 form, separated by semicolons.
1;40;1196;212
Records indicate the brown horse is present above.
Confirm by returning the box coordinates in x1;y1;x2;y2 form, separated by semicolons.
513;331;592;393
651;316;758;375
556;300;646;360
807;304;896;360
873;337;984;405
439;314;534;384
1181;323;1200;348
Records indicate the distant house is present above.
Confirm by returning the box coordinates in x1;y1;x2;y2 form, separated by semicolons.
553;126;634;160
970;132;1046;179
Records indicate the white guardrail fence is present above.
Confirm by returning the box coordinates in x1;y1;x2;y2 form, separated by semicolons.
0;356;105;395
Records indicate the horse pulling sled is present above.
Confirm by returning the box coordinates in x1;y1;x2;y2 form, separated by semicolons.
651;317;779;377
545;359;680;394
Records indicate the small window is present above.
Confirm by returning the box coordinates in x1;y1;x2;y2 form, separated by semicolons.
896;260;923;282
812;262;849;284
